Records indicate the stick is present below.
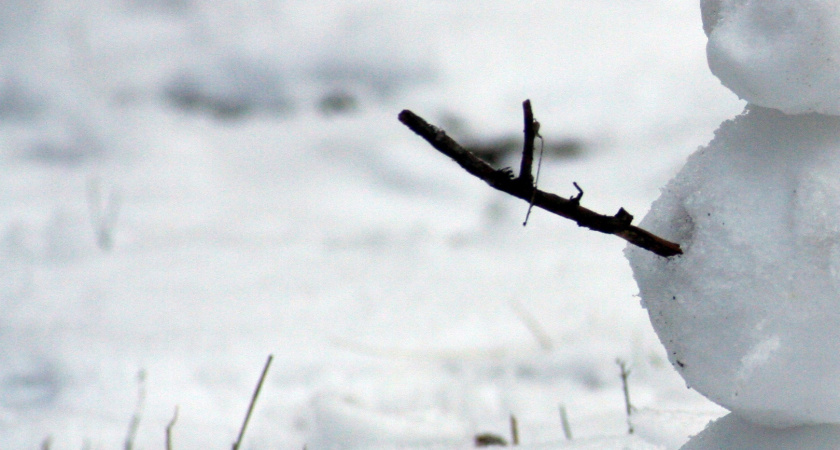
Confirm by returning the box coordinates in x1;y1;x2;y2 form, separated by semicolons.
559;405;573;441
519;100;538;185
522;100;543;226
398;104;682;258
232;354;274;450
166;406;179;450
125;370;146;450
616;359;634;435
510;414;520;446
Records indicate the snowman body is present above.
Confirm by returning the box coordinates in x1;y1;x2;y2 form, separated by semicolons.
626;0;840;426
627;106;840;426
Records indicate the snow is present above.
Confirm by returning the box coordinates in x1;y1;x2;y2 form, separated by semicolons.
627;106;840;426
629;0;840;434
682;413;840;450
703;0;840;115
0;0;790;448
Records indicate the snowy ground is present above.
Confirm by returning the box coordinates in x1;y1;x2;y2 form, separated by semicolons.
0;1;751;448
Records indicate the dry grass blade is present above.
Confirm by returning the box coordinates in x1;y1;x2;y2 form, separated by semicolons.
232;354;274;450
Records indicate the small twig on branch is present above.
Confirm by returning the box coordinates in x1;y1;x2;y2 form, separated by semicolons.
570;182;583;205
397;102;682;257
522;100;542;226
519;100;538;185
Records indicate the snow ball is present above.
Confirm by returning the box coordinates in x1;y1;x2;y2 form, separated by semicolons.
626;106;840;426
703;0;840;115
683;413;840;449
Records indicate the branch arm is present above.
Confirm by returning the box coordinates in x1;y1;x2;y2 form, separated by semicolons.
398;109;682;258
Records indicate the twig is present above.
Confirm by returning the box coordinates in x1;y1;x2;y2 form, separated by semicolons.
616;359;634;435
519;100;538;185
510;414;520;446
166;406;179;450
570;182;583;205
475;433;507;447
232;354;274;450
125;369;147;450
522;100;543;226
559;405;573;441
398;103;682;258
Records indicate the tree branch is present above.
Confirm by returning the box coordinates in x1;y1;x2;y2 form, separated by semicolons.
398;103;682;258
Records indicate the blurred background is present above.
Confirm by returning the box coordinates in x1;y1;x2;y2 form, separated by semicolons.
0;0;743;447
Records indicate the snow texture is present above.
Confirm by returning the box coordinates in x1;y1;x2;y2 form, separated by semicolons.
703;0;840;115
627;106;840;426
630;0;840;430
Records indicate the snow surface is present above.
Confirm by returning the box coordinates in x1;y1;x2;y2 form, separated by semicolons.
0;0;794;448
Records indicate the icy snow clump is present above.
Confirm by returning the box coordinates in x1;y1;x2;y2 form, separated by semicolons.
702;0;840;115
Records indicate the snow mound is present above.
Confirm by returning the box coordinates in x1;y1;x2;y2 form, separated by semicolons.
702;0;840;115
626;106;840;426
682;413;840;449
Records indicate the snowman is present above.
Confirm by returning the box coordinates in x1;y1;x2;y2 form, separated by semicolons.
625;0;840;426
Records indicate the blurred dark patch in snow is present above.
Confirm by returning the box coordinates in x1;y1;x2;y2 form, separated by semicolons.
317;90;359;116
164;55;293;120
439;113;585;166
513;359;606;390
0;355;61;408
0;74;44;121
441;352;608;391
27;127;105;165
312;61;436;100
0;85;110;166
